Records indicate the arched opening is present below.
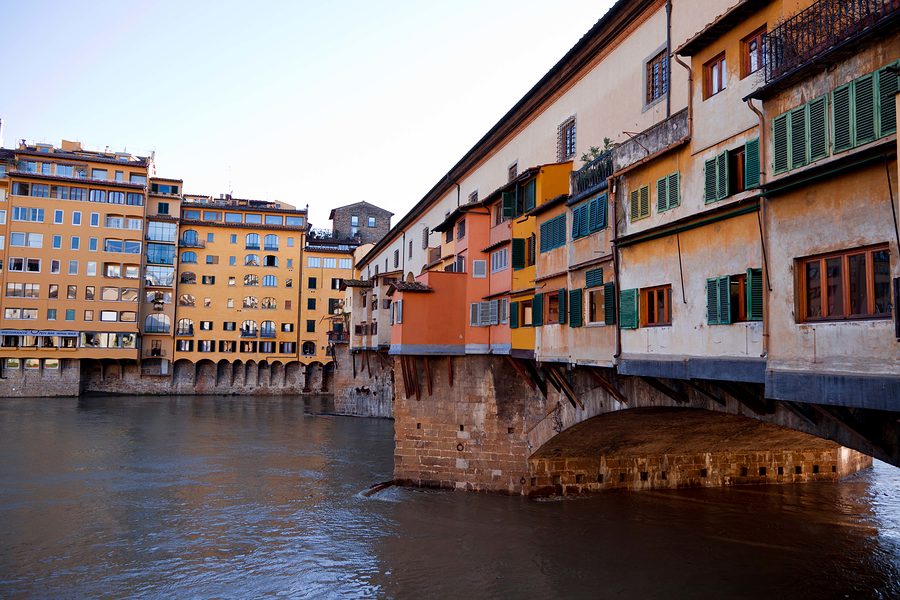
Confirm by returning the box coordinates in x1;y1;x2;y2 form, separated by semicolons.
264;234;279;251
145;314;170;334
176;318;194;336
173;359;195;386
216;359;231;387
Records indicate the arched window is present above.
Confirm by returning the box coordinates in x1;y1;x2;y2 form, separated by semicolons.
180;271;196;284
244;254;259;266
264;255;278;267
246;233;260;250
181;251;197;263
178;294;195;306
264;234;279;251
144;314;170;333
243;296;258;309
301;341;316;356
176;318;194;335
181;229;200;247
261;320;276;338
244;274;259;286
262;275;277;287
241;320;258;336
261;296;277;309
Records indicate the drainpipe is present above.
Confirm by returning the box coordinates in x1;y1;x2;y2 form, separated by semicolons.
665;0;672;119
401;231;406;278
609;176;622;360
673;54;692;136
746;98;769;358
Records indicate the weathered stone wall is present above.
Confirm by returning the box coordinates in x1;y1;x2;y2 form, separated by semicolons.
332;346;394;418
0;359;82;397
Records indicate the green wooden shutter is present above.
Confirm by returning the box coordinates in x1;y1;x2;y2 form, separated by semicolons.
656;176;668;212
603;282;616;325
832;83;853;153
640;185;649;217
718;276;732;325
539;221;550;253
744;138;760;189
773;113;790;173
878;65;898;137
558;289;567;325
511;238;525;269
532;293;543;326
808;96;828;162
502;191;515;218
706;278;720;325
667;172;679;209
523;180;536;212
630;189;639;220
588;197;600;232
569;288;583;327
854;74;876;146
746;268;763;321
557;214;566;248
704;157;718;202
510;301;519;329
790;105;807;169
598;194;608;229
716;152;728;200
585;268;603;288
619;288;639;329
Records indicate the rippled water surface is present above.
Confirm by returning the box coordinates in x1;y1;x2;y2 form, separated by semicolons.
0;395;898;599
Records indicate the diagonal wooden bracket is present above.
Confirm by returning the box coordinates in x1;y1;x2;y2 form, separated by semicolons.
684;379;725;406
588;367;628;404
643;376;690;404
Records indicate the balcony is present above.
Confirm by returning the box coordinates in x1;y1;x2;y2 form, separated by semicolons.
240;330;258;338
570;149;613;203
178;238;205;248
176;327;194;337
328;331;350;344
764;0;900;86
260;331;277;339
612;109;689;173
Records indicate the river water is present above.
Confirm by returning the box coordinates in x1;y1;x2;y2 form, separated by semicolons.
0;396;898;599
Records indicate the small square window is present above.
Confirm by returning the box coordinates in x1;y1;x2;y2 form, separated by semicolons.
704;52;727;98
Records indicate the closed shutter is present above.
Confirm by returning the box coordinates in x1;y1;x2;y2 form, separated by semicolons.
572;205;585;239
569;288;583;327
854;74;876;145
511;238;525;269
773;113;790;173
588;196;600;232
619;288;639;329
523;180;536;212
715;152;728;200
502;191;515;218
878;65;898;136
656;176;668;212
598;194;608;229
808;96;828;162
704;157;718;202
667;172;679;209
832;84;853;153
585;268;603;289
746;268;763;321
790;105;807;169
640;185;649;217
470;303;480;326
558;289;567;325
479;301;491;325
510;301;519;329
706;278;720;325
717;276;732;325
532;293;543;326
630;189;640;220
489;299;499;325
556;215;566;247
744;138;760;189
603;282;616;325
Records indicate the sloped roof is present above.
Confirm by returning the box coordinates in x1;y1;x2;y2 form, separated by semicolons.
329;201;395;220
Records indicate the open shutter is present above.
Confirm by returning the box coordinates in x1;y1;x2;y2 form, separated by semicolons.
532;293;543;326
511;238;525;269
630;189;639;220
878;65;898;137
523;180;536;212
667;172;679;209
502;191;515;218
569;288;583;327
773;113;790;173
744;138;760;189
558;289;567;325
656;176;668;212
479;301;491;325
704;157;718;202
587;197;599;232
470;303;479;326
746;268;763;321
619;288;639;329
790;105;807;169
539;221;550;253
832;84;853;153
640;185;649;217
585;268;603;288
706;278;720;325
808;96;828;162
716;152;728;200
718;276;732;325
573;205;585;239
509;301;519;329
489;299;499;325
854;74;876;146
598;193;608;229
603;282;616;325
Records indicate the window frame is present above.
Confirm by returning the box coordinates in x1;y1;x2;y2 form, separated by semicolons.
796;244;891;322
703;51;727;99
645;49;669;105
640;285;672;327
741;26;766;79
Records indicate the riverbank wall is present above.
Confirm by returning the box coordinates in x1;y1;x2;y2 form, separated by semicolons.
331;346;394;418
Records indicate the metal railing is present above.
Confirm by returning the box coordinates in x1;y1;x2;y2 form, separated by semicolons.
178;238;205;248
240;330;258;338
176;327;194;336
570;149;613;200
765;0;900;84
328;331;350;344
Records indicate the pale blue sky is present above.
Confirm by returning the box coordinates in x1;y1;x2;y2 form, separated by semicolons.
1;0;614;228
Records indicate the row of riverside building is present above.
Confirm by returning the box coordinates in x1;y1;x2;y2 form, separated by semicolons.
339;0;900;491
0;139;393;395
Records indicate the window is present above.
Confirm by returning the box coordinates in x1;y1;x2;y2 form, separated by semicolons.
629;185;650;221
705;138;760;201
158;202;169;215
11;232;43;247
798;245;890;322
558;116;576;161
145;314;171;333
264;234;279;250
707;269;763;325
491;248;508;273
100;310;118;322
12;207;44;222
72;211;82;225
181;251;197;264
369;216;377;227
640;285;671;327
246;233;260;250
338;259;351;269
539;215;566;252
742;26;766;78
68;260;78;275
393;249;400;269
65;309;75;321
224;322;236;331
572;194;608;239
323;258;337;269
244;274;259;286
264;215;283;226
546;292;561;325
306;320;316;333
91;169;107;181
307;298;316;310
351;215;359;227
205;255;219;265
87;262;97;276
508;163;518;182
262;297;277;310
245;254;260;266
409;239;413;258
264;255;278;267
704;52;726;98
90;212;100;227
472;259;487;278
588;284;615;325
108;192;125;205
243;296;259;309
201;275;215;285
200;321;213;331
262;275;277;287
646;50;669;104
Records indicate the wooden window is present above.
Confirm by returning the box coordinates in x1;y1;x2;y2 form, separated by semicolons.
640;285;672;327
558;116;576;161
629;185;650;221
521;300;533;327
468;190;478;204
508;163;518;182
573;194;608;239
457;219;466;240
741;26;766;78
646;51;668;104
546;293;559;325
707;270;763;325
526;234;536;267
704;52;726;98
501;190;515;222
655;173;680;212
797;245;891;322
588;289;605;323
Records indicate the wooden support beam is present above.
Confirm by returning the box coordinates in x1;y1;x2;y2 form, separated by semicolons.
352;352;357;379
365;350;371;375
400;356;412;399
424;356;432;397
717;381;773;415
506;356;537;391
448;356;454;388
413;357;421;402
810;404;891;457
523;360;548;398
551;365;584;410
542;366;562;393
643;376;690;404
684;379;725;406
588;367;628;404
780;400;818;426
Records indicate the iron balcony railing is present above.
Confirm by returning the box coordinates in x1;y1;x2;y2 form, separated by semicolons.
570;149;613;201
178;238;205;248
328;331;350;344
260;331;277;339
176;327;194;336
240;330;258;338
765;0;900;84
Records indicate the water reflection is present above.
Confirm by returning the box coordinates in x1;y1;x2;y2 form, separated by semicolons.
0;396;897;599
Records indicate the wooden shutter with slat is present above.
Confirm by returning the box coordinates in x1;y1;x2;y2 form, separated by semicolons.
511;238;525;269
639;185;649;217
832;84;853;152
523;180;536;212
773;113;790;173
585;268;603;289
746;268;763;321
532;293;543;326
619;288;639;329
704;157;718;202
808;96;828;162
598;193;608;229
667;172;679;209
715;152;728;200
790;105;807;169
510;301;519;329
603;282;616;325
854;74;876;145
569;288;583;327
744;138;760;189
558;289;567;325
878;65;898;136
630;189;639;221
656;176;668;212
502;191;515;218
718;276;732;325
706;278;720;325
